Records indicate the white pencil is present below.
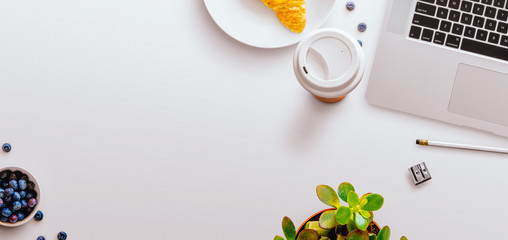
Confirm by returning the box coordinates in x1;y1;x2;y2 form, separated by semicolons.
416;139;508;154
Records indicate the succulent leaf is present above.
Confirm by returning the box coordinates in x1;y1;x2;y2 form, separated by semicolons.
400;236;407;240
297;229;320;240
345;230;370;240
275;236;285;240
354;212;369;231
307;221;331;236
368;233;377;240
359;198;368;208
377;226;391;240
336;206;352;225
338;183;355;202
347;218;358;232
347;191;360;207
320;237;331;240
359;210;371;219
282;217;297;240
319;210;338;229
361;194;384;211
317;185;341;208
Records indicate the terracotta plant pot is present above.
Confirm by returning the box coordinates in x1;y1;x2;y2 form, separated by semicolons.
296;208;381;240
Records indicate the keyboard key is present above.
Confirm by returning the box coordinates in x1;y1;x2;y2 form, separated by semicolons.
498;22;508;33
422;29;434;41
420;0;436;3
446;35;461;48
461;38;508;61
413;14;440;29
497;9;508;21
437;7;449;18
452;23;465;34
493;0;506;7
481;0;493;4
476;29;489;40
473;3;485;15
471;0;480;2
473;16;485;27
449;0;461;8
461;13;473;24
485;7;497;18
488;32;501;43
449;10;461;21
410;25;423;39
434;31;447;44
441;20;453;32
501;35;508;46
465;26;476;37
416;2;437;16
461;1;474;11
485;19;497;30
437;0;448;5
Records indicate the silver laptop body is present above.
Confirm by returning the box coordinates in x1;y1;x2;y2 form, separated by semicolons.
367;0;508;137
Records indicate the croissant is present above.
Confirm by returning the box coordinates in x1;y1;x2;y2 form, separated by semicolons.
262;0;306;33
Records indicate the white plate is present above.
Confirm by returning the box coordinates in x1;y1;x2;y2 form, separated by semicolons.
204;0;337;49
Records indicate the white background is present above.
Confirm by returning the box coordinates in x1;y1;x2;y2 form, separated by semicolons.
1;0;508;239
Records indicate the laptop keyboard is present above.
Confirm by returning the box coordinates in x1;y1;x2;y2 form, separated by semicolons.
409;0;508;61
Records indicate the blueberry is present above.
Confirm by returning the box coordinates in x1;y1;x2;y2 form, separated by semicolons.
2;143;11;153
27;181;35;191
0;188;4;198
9;180;18;190
1;208;11;217
37;237;45;240
4;196;12;204
8;214;17;223
0;171;8;179
357;22;367;32
26;192;34;199
1;181;8;189
4;188;13;196
34;211;43;221
8;173;17;181
18;179;27;190
57;231;67;240
0;217;7;222
358;40;363;47
28;198;37;208
19;190;26;199
16;212;24;221
21;200;28;209
346;2;355;11
13;192;21;201
12;201;22;211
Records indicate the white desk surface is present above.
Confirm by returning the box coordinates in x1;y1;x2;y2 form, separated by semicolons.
1;1;508;239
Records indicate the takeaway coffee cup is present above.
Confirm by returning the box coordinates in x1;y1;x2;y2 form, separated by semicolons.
293;28;365;103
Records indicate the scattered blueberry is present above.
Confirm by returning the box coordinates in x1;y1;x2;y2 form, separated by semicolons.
37;236;45;240
28;198;37;208
358;40;363;47
34;211;43;221
4;188;13;196
17;212;24;221
1;208;11;217
12;201;21;211
2;143;11;153
18;179;27;190
346;2;355;11
357;23;367;32
13;192;21;201
57;231;67;240
8;214;17;223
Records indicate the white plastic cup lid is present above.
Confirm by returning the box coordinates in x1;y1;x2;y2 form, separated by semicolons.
293;28;365;99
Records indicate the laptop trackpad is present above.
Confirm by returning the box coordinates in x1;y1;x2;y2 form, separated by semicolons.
449;64;508;126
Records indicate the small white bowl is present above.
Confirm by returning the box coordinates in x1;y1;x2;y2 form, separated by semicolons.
0;167;41;227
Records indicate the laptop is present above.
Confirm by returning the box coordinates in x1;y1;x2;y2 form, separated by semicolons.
366;0;508;137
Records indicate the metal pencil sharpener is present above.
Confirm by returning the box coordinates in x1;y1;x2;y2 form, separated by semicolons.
409;162;431;185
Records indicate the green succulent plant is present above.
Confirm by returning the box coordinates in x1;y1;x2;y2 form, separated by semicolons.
274;182;408;240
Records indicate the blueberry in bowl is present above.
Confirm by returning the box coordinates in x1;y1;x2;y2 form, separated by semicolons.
0;167;41;227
